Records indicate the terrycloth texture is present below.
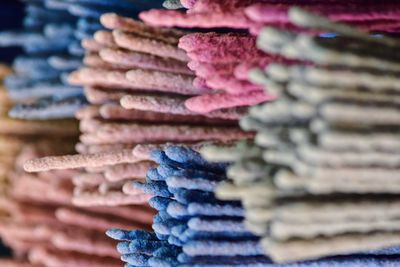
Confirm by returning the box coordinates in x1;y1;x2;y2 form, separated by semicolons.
0;1;170;266
19;8;249;266
0;0;167;120
140;0;400;32
0;65;154;266
10;2;400;267
0;105;153;266
108;145;274;266
24;11;250;213
108;145;400;266
0;0;86;119
202;8;400;264
138;2;280;113
178;30;275;113
135;1;400;115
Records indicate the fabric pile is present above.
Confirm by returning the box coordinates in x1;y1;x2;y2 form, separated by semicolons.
20;6;253;266
139;0;400;114
0;0;164;120
24;11;250;209
108;145;275;267
0;0;85;120
0;65;143;267
202;7;400;265
0;66;83;266
145;0;400;32
143;0;275;114
0;1;167;266
22;11;253;267
1;0;400;266
0;85;153;266
0;6;83;262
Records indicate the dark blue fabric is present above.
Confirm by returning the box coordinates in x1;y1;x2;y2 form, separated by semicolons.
108;146;271;266
0;0;163;119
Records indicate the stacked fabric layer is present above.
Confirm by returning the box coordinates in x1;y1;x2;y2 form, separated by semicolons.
22;15;252;265
0;0;163;120
138;0;400;114
0;0;86;119
146;0;400;32
203;8;400;264
0;93;153;266
109;144;400;267
50;0;164;89
24;12;250;208
10;1;400;266
0;67;73;265
0;66;23;263
22;13;254;266
0;66;153;266
142;0;275;113
108;145;276;267
55;0;163;58
0;1;167;266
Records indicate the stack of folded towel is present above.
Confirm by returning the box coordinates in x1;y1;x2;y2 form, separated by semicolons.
0;0;86;119
140;0;400;114
21;10;250;267
24;12;249;207
108;145;276;267
0;0;165;120
142;0;275;113
0;67;151;266
4;1;400;266
0;1;170;266
0;77;153;267
203;7;400;264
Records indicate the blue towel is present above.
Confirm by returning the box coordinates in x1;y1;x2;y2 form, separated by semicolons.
165;146;228;174
149;196;173;211
9;95;86;119
44;23;75;38
108;146;271;266
147;167;167;182
48;55;81;71
67;1;143;19
157;164;225;181
166;200;190;217
134;181;173;198
117;239;170;254
183;240;264;257
121;253;151;266
13;56;52;73
77;17;102;32
0;0;82;119
178;254;273;265
187;217;248;233
106;229;158;241
7;80;82;101
166;176;218;192
187;203;244;217
64;0;151;9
